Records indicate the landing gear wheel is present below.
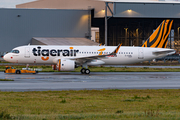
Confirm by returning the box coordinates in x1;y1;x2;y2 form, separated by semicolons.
16;70;21;74
85;69;90;74
81;68;86;74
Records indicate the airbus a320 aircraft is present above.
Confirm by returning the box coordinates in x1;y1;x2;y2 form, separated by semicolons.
4;19;175;74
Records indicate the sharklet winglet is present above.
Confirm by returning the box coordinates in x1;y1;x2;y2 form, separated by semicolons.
110;43;122;55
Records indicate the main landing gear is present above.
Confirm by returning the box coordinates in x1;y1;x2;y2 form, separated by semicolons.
80;63;90;74
81;68;90;74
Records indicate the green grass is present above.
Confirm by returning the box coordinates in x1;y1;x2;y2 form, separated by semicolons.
0;79;14;81
1;65;180;72
1;89;180;119
75;66;180;72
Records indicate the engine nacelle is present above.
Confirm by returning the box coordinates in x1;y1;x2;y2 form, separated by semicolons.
56;59;75;71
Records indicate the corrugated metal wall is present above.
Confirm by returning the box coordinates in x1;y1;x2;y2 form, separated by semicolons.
114;3;180;18
0;8;89;52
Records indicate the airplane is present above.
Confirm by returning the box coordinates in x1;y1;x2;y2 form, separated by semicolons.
3;19;175;74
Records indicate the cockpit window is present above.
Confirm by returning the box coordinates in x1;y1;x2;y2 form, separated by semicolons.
11;50;20;54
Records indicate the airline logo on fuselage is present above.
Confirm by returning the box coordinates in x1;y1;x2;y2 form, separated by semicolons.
32;47;79;61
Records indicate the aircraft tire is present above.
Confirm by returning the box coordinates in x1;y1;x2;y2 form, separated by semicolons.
81;68;86;74
16;70;21;74
85;69;90;74
33;71;38;74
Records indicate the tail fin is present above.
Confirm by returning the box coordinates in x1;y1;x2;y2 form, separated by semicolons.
141;19;173;48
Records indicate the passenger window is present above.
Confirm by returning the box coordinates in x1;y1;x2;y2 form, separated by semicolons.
131;52;133;54
121;52;123;54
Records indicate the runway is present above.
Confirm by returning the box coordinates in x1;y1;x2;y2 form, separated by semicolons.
0;72;180;91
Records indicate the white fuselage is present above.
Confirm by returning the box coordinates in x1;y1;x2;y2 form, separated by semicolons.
3;45;175;65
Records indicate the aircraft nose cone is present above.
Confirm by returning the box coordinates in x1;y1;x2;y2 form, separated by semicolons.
3;54;9;62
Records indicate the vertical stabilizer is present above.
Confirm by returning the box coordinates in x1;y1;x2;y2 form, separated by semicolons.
142;19;173;48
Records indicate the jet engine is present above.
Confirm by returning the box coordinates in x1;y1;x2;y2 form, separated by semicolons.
53;59;75;71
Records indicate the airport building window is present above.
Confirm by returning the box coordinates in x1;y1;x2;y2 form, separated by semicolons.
95;32;99;43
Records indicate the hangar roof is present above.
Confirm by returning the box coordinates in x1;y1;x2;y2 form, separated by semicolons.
31;38;99;46
16;0;180;18
97;0;180;4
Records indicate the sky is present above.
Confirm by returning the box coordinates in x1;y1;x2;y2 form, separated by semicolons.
0;0;36;8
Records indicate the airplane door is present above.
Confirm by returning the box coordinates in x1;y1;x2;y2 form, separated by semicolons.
138;49;144;59
25;47;30;58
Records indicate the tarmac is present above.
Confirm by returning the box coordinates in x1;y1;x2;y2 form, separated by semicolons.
0;72;180;91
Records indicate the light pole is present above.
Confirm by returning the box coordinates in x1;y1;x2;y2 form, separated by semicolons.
104;2;113;46
105;2;108;46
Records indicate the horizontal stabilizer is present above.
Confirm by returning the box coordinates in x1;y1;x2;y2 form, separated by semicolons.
152;49;175;55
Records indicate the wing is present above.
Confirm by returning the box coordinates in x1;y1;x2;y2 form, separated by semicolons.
71;43;122;64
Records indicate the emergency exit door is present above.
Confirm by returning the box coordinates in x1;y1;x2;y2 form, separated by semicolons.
138;49;144;59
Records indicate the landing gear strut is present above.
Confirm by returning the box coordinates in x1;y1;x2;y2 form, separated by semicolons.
81;68;90;74
81;63;90;74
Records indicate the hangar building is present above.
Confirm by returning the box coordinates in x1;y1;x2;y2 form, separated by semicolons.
0;0;180;55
